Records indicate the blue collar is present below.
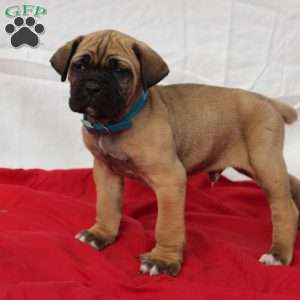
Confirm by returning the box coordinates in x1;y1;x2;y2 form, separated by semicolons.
82;90;149;135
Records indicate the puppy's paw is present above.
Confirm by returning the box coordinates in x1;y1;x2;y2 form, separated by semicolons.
75;230;114;250
139;253;181;276
259;253;284;266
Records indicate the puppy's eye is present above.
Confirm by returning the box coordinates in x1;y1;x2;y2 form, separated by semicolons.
114;67;130;75
73;55;90;71
108;59;131;76
73;62;86;71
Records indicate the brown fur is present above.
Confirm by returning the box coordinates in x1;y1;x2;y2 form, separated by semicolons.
51;30;300;275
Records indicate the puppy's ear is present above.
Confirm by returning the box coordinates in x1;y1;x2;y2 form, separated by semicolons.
50;36;84;82
133;41;169;90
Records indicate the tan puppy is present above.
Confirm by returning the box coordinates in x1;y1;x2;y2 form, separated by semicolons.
50;30;300;276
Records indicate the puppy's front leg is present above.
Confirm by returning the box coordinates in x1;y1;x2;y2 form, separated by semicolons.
140;161;187;276
76;158;123;250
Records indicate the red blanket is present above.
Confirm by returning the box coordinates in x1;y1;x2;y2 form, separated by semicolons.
0;168;299;300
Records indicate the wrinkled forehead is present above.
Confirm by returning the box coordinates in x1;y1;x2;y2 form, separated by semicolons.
73;30;137;66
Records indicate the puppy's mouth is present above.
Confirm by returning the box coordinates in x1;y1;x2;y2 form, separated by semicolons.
85;107;97;117
85;107;99;123
81;102;124;123
69;71;126;122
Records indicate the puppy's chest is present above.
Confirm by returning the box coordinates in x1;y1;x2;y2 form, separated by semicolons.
92;136;138;177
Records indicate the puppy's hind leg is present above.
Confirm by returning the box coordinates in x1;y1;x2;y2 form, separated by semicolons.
252;154;298;265
247;124;299;266
289;174;300;227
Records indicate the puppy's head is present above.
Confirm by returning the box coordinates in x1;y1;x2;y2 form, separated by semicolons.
50;30;169;122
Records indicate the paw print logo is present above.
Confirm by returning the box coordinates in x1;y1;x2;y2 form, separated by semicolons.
5;16;45;48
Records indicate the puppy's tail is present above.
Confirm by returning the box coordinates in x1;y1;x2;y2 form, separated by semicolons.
267;98;298;124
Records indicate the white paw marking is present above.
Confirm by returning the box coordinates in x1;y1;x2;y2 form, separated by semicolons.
75;232;89;243
75;232;99;249
139;263;160;275
149;265;159;276
90;240;99;249
75;233;81;239
77;234;86;242
259;254;283;266
139;263;149;274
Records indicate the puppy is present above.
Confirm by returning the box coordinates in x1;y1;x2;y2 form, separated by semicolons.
50;30;300;276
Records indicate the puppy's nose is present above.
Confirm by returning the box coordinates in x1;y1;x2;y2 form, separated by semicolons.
85;81;100;95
